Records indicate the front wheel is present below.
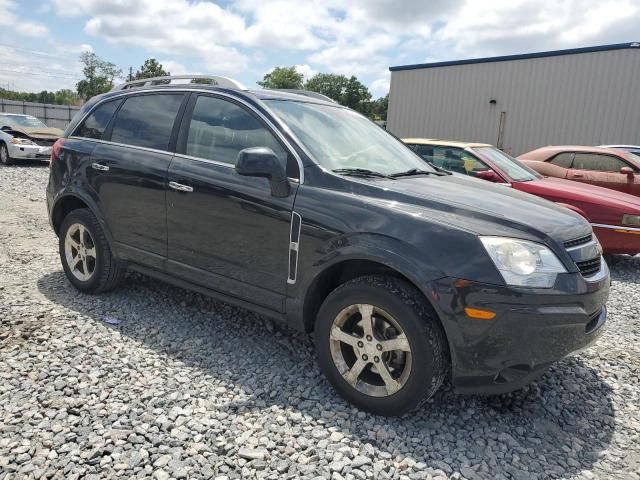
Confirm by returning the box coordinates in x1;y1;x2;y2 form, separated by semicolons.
0;142;12;165
315;275;449;416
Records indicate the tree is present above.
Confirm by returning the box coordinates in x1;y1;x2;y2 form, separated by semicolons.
76;52;122;99
304;73;372;114
304;73;349;103
257;66;303;89
134;58;169;80
369;93;389;121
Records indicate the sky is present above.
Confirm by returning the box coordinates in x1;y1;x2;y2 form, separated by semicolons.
0;0;638;99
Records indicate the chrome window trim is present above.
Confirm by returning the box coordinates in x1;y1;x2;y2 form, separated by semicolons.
69;88;305;184
68;136;173;156
591;223;640;232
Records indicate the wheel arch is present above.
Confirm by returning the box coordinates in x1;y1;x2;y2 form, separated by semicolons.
300;254;446;337
51;192;115;248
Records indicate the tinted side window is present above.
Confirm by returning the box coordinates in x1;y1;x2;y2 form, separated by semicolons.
111;94;184;150
74;100;121;139
185;95;287;166
573;153;626;172
548;152;573;168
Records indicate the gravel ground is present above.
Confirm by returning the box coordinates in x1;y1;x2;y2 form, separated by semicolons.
1;162;639;480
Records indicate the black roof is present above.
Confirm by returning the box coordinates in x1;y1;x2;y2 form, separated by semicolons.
389;42;640;72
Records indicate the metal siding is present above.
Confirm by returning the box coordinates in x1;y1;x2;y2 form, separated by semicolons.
388;49;640;155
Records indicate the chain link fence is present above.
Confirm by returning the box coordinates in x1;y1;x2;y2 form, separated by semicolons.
0;99;80;130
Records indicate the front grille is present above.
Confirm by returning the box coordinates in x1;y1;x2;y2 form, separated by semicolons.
576;257;601;277
564;234;593;249
34;139;55;147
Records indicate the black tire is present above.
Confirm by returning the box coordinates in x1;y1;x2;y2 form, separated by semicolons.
59;208;125;293
0;142;12;166
315;275;449;416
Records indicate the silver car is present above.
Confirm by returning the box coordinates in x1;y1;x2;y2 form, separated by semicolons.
0;114;63;165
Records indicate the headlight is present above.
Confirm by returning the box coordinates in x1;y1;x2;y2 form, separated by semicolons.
480;237;567;288
11;137;36;145
622;214;640;226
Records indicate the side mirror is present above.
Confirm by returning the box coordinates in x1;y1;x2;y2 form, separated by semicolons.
620;166;635;177
236;147;290;197
475;169;503;183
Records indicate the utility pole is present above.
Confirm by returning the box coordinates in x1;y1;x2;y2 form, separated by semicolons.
128;66;133;82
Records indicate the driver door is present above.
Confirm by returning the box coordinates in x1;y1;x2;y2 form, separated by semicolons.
166;93;299;312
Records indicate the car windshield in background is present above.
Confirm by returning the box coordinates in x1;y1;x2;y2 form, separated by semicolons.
265;100;434;175
473;146;541;182
3;115;48;128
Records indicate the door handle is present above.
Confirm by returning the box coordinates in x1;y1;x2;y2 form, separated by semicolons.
168;181;194;193
571;173;584;178
91;162;109;171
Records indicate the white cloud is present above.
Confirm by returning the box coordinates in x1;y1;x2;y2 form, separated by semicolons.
40;0;640;98
294;64;318;81
0;0;49;37
0;44;82;92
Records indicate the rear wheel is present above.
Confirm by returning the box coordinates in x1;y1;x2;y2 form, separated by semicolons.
59;208;125;293
0;142;12;165
315;275;448;416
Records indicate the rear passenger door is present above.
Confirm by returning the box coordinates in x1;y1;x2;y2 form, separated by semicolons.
166;93;299;312
87;93;186;269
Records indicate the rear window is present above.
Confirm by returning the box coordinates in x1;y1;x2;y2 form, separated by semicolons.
110;94;184;151
74;100;121;140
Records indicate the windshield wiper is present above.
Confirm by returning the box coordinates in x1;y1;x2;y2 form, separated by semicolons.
389;168;446;178
332;168;395;179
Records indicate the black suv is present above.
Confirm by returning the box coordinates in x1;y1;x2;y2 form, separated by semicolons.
47;76;609;416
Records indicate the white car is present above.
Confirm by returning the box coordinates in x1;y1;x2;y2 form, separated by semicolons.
0;114;64;165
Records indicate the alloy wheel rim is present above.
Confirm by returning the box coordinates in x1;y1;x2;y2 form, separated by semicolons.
329;303;412;397
64;223;97;281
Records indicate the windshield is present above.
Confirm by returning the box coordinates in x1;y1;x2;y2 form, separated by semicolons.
473;146;541;182
2;115;48;128
264;100;434;175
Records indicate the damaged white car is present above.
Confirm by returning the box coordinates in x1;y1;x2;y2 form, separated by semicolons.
0;114;63;165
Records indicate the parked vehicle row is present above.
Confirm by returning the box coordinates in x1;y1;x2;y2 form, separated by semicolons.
518;145;640;196
47;75;609;416
0;113;64;165
404;139;640;255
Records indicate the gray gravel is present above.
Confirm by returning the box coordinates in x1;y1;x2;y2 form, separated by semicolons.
1;161;639;480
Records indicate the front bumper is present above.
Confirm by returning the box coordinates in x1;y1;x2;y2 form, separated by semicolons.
431;261;610;395
7;142;52;160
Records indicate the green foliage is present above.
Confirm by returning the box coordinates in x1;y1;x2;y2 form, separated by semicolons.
0;88;79;105
304;73;372;115
134;58;169;80
257;66;304;89
76;52;122;100
368;94;389;121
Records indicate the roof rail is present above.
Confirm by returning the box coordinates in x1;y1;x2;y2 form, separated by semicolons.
270;89;338;103
111;75;247;92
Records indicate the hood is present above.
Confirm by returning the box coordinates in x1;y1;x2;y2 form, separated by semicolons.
355;173;591;244
10;126;64;139
520;177;640;212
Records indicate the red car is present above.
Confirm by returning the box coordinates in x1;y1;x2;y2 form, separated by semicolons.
518;145;640;196
403;139;640;255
